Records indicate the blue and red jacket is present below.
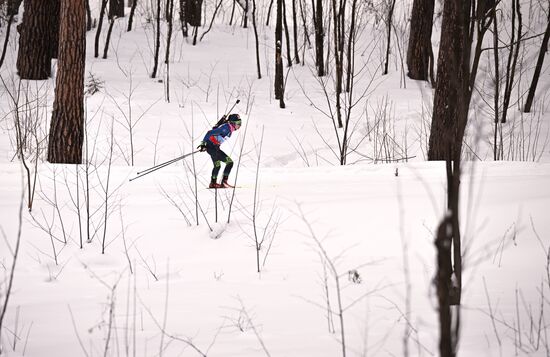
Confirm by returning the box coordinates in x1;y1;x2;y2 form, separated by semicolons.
203;122;237;146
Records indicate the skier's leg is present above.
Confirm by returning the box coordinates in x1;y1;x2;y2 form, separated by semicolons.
206;144;224;187
222;157;233;179
211;161;221;182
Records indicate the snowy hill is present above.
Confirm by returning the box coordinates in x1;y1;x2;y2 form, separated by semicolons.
1;1;550;356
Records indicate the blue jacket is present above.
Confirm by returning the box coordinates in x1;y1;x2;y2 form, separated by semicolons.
203;122;236;146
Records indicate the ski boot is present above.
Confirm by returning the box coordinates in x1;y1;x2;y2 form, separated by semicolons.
209;179;223;189
221;177;234;188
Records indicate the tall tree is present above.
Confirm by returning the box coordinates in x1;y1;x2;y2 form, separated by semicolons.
428;0;471;161
523;4;550;113
109;0;125;17
16;0;57;79
291;0;300;64
151;0;161;77
406;0;435;82
275;0;285;108
0;0;22;68
47;0;86;164
312;0;324;76
382;0;396;75
50;0;60;59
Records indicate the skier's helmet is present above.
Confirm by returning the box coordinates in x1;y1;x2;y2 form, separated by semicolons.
228;114;242;126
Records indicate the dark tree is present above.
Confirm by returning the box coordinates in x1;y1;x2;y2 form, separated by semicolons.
94;0;109;57
406;0;435;82
345;0;357;92
16;0;57;79
382;0;396;75
109;0;125;18
0;0;22;68
151;0;161;77
331;0;343;127
185;0;202;26
179;0;188;37
524;5;550;113
48;0;86;164
252;0;262;78
282;0;292;67
165;0;174;102
50;0;60;59
428;0;471;161
312;0;324;76
127;0;138;31
291;0;300;64
86;0;93;31
275;0;285;108
266;0;274;26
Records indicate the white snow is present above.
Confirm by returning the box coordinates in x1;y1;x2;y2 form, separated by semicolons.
1;1;550;356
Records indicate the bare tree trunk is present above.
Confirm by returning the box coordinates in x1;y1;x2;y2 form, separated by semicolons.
243;0;248;28
275;0;285;108
185;0;202;26
128;0;138;31
0;0;23;68
230;0;236;25
501;0;522;124
252;0;262;78
523;5;550;112
383;0;396;75
103;18;115;58
0;14;16;68
151;0;161;78
299;0;311;49
313;0;324;76
16;0;56;79
331;0;343;127
291;0;300;63
345;0;357;92
493;11;501;160
282;0;292;67
179;0;188;37
50;0;60;59
109;0;125;18
406;0;435;81
86;0;93;31
266;0;274;26
165;0;174;102
94;0;109;57
428;0;472;161
48;0;86;164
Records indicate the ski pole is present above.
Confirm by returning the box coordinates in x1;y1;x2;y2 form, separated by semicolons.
135;154;186;175
129;150;199;182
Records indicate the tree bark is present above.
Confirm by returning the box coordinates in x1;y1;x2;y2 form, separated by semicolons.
151;0;161;77
252;0;262;78
427;0;471;161
48;0;86;164
406;0;435;81
127;0;138;31
16;0;56;79
523;6;550;112
109;0;125;18
50;0;60;59
313;0;324;76
282;0;292;67
275;0;285;107
185;0;202;26
383;0;396;75
94;0;109;57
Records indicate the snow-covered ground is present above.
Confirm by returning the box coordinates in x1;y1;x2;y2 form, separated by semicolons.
1;1;550;356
